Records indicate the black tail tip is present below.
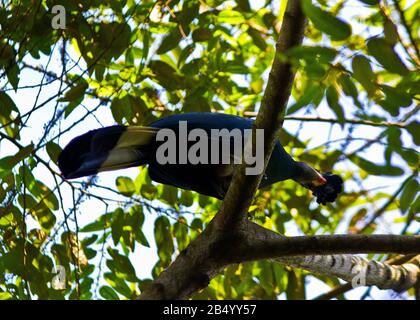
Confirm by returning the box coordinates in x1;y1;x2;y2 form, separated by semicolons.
313;172;343;205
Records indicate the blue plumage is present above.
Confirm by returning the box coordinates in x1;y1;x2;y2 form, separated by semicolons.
58;112;342;201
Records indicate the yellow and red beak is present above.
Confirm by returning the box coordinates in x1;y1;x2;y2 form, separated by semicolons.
312;176;327;187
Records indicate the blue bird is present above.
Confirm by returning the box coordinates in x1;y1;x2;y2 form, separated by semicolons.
58;112;342;203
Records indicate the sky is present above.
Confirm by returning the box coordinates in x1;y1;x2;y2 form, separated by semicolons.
0;0;418;300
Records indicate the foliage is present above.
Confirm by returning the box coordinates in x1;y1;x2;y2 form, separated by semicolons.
0;0;418;300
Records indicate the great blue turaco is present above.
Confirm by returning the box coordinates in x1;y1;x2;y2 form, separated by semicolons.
58;112;343;204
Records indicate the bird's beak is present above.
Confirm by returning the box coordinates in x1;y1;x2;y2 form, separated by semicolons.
312;176;327;187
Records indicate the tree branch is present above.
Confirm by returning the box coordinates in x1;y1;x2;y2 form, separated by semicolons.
392;0;420;65
242;113;409;129
237;223;420;293
239;234;420;261
313;254;419;300
139;1;306;299
213;0;306;231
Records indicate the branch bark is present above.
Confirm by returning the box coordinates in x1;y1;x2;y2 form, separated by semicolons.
213;0;306;231
212;222;420;294
314;254;419;300
243;113;409;129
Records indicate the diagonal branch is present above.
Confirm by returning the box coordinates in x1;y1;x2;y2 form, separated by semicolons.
392;0;420;65
214;0;306;231
138;1;306;299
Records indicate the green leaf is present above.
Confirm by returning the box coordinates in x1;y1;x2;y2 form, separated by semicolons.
173;217;189;251
218;10;245;24
192;28;212;42
0;92;18;117
301;0;351;41
247;27;267;51
367;38;409;76
116;176;135;197
149;60;184;90
386;127;402;149
104;272;132;298
384;19;399;45
64;96;84;118
180;190;194;207
99;286;119;300
287;84;325;114
406;121;419;145
60;81;88;102
349;208;368;230
107;249;137;281
111;208;124;245
177;43;195;68
7;63;19;90
382;85;412;107
80;212;113;232
157;30;182;54
154;216;174;266
380;85;412;116
6;144;34;168
286;46;338;64
326;86;345;126
338;74;361;107
178;1;200;28
412;195;420;214
286;269;305;300
46;141;62;164
18;194;56;230
0;292;13;300
29;180;59;210
110;97;127;124
160;184;178;206
0;42;15;61
358;0;380;5
351;55;377;94
236;0;251;12
399;179;419;213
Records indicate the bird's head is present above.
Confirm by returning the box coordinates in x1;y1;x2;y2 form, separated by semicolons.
294;162;344;205
295;162;327;190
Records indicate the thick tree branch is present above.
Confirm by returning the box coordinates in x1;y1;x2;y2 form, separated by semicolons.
139;1;306;299
314;254;419;300
213;0;306;230
239;234;420;261
285;254;420;293
236;223;420;293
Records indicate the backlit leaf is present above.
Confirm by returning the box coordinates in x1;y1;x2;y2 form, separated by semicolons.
301;0;351;41
367;38;409;76
116;176;135;197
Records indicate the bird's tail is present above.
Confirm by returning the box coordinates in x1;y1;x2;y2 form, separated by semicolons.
58;125;159;179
